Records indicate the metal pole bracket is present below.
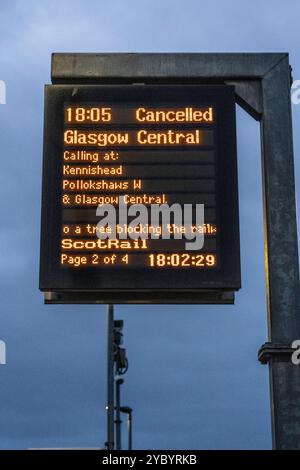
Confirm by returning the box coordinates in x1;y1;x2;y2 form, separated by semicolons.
258;342;295;364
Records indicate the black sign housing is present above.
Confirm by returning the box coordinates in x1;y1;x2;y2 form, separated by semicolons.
39;85;240;303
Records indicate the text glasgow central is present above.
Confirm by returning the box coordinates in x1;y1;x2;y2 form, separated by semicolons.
64;129;206;147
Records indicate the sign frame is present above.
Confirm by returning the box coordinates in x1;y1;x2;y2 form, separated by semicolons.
40;84;240;303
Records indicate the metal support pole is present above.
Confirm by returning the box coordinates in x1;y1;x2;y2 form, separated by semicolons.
121;406;133;450
128;411;132;451
115;379;123;450
106;304;114;450
259;56;300;450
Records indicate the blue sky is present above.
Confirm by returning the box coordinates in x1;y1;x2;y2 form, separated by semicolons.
0;0;300;450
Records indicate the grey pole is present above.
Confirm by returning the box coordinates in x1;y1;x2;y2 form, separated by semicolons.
121;406;133;450
128;410;132;451
115;378;124;450
258;56;300;449
106;304;114;450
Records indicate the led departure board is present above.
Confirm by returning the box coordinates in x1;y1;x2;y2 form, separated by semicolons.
39;85;240;302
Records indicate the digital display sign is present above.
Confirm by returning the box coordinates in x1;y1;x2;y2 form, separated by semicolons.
39;85;240;302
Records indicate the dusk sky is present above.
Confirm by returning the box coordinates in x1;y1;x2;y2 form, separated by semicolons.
0;0;300;450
